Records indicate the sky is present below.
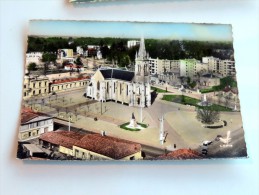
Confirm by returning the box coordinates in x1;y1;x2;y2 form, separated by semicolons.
29;20;233;41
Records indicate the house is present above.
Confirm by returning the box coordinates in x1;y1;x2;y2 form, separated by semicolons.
39;130;142;160
73;133;142;160
39;130;85;156
19;108;53;141
199;73;220;87
22;144;46;158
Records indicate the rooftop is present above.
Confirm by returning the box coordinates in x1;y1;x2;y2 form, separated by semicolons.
21;107;52;124
74;134;141;159
39;130;85;149
99;68;135;82
157;149;202;160
52;76;89;84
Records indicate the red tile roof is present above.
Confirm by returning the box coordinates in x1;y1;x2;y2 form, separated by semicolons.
74;134;141;160
52;77;89;84
21;108;39;124
39;131;141;159
158;149;202;160
21;107;51;124
39;130;84;149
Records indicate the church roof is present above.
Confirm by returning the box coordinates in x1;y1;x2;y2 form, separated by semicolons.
99;69;135;82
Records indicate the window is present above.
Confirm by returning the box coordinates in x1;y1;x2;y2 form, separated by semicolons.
44;127;48;133
97;81;100;90
24;85;26;89
24;92;26;97
28;132;31;137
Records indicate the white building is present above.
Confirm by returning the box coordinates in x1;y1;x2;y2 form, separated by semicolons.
127;40;140;48
149;58;180;75
96;50;102;60
19;108;53;141
26;52;43;65
202;56;235;77
86;37;151;108
76;46;84;55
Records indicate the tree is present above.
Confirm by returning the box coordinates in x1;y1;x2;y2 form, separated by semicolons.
75;57;83;65
42;52;57;75
27;62;37;72
196;108;220;124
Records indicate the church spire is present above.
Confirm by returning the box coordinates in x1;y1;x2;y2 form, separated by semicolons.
137;37;147;60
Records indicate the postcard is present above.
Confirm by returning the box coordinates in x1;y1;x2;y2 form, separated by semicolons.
17;20;247;160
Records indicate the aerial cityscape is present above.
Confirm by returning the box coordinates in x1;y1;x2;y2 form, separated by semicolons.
17;22;247;160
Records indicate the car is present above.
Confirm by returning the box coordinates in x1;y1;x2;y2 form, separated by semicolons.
202;140;213;146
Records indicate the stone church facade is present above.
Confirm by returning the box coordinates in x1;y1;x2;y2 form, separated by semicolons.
86;38;151;108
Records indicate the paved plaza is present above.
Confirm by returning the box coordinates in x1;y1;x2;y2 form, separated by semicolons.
24;86;246;155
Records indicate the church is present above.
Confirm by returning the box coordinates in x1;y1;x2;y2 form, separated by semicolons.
86;37;151;108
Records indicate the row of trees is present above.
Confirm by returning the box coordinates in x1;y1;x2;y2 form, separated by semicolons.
27;36;234;67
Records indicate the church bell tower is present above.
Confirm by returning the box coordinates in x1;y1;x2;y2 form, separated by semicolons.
135;37;150;83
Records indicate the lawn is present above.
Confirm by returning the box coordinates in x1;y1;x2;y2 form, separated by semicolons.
162;95;232;111
119;122;147;131
151;86;168;93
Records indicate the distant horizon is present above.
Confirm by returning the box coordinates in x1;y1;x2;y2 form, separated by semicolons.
29;20;233;42
28;35;233;43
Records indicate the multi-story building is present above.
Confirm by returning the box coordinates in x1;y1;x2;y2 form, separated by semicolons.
23;74;90;99
19;108;53;141
179;59;209;78
219;60;236;77
127;40;140;48
57;49;74;63
50;77;89;93
23;75;50;99
148;58;180;75
26;52;43;65
202;56;235;77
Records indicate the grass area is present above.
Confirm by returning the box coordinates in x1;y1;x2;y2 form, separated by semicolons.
120;122;147;131
200;88;217;93
151;86;168;93
200;76;237;93
162;95;232;111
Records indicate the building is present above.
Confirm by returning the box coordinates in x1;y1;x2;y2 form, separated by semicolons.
179;59;208;78
64;64;84;72
199;73;220;87
86;37;151;108
148;58;180;75
127;40;140;48
25;52;43;65
50;77;89;93
57;49;74;63
23;75;50;99
19;108;53;141
202;56;236;77
76;46;84;55
23;74;90;99
40;130;84;156
219;60;236;77
39;130;142;160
